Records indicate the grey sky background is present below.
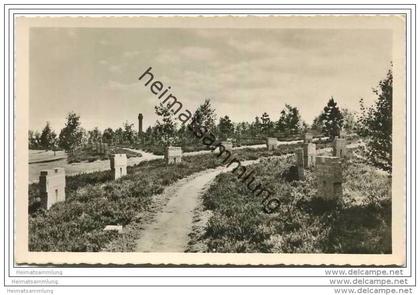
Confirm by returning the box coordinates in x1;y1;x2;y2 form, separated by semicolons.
29;27;392;133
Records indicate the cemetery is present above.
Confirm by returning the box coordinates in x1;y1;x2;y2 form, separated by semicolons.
28;144;301;251
27;68;392;253
28;127;391;254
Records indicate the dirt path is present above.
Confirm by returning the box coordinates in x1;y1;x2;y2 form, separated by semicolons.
133;144;334;253
135;159;262;252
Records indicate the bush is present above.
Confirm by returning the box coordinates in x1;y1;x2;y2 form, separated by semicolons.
67;146;141;164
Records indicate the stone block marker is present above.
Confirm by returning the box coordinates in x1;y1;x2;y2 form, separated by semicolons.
333;136;347;158
266;137;278;151
303;132;313;143
303;143;317;168
104;225;124;234
221;141;233;152
315;156;343;200
165;146;183;164
39;168;66;210
110;154;127;180
295;148;305;180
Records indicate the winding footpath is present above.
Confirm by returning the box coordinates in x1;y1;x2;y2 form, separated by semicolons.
134;159;263;252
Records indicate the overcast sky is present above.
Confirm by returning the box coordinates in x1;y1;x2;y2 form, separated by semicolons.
29;27;392;133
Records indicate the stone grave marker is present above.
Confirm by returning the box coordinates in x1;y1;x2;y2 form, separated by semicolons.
165;146;183;164
303;142;317;168
295;148;305;180
266;137;277;151
303;132;313;143
315;156;343;200
110;154;127;180
39;168;66;210
333;136;347;158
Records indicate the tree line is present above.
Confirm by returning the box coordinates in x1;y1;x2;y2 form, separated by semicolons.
28;114;138;153
144;97;358;146
29;68;392;172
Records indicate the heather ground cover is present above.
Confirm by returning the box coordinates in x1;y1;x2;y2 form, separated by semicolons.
28;144;299;251
188;155;391;254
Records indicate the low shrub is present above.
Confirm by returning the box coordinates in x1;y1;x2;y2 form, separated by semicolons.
67;146;140;164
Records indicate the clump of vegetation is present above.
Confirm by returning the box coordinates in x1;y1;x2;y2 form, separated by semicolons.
192;156;391;254
67;149;108;164
358;68;392;173
139;143;166;156
67;146;140;164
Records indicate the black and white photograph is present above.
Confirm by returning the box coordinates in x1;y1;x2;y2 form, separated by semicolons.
15;15;406;266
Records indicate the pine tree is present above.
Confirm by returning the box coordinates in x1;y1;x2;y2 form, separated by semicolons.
276;104;302;135
319;97;344;139
260;112;274;136
155;102;177;146
191;99;216;133
217;115;235;140
39;122;57;151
